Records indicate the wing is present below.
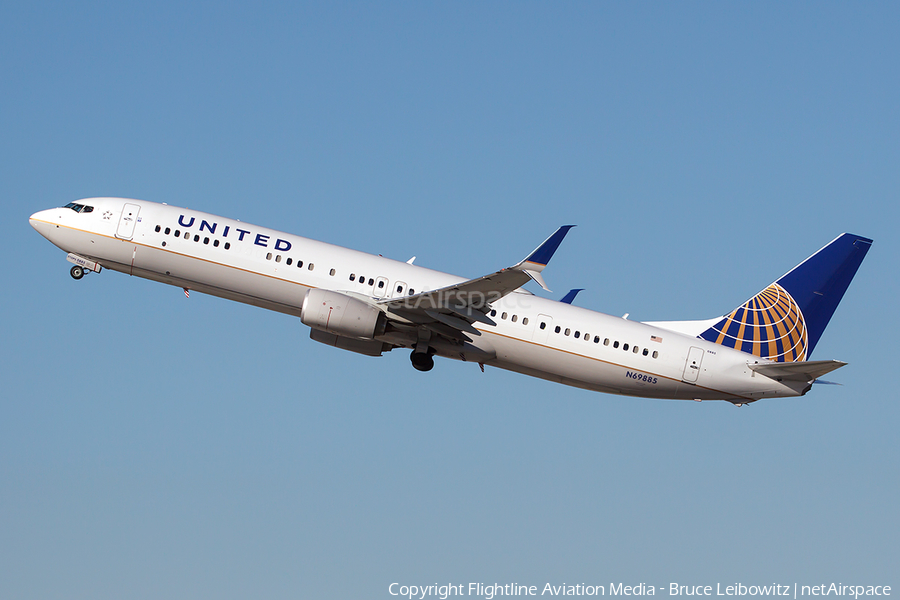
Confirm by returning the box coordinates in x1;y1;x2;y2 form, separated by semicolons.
378;225;574;342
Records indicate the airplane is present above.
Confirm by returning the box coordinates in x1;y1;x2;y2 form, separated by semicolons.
29;198;872;405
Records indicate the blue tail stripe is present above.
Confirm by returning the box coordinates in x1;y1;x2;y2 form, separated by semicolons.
776;234;872;357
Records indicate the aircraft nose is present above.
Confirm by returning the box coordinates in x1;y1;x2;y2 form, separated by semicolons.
29;208;55;229
29;208;62;240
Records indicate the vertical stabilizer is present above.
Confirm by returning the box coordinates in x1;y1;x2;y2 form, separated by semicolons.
699;233;872;361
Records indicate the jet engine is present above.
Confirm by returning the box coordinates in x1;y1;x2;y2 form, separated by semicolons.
300;289;386;340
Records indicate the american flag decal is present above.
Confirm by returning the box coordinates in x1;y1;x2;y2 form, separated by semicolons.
183;288;190;298
650;335;663;343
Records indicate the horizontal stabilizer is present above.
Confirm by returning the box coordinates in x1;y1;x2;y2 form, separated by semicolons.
748;360;847;382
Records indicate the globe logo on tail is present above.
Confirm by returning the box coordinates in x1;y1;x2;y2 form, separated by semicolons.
700;283;808;362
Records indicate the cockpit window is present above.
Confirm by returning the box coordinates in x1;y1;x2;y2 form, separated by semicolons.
63;202;94;213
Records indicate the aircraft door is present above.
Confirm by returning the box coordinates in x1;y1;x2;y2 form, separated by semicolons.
533;314;553;344
373;276;389;298
116;203;141;240
392;281;408;298
682;346;705;383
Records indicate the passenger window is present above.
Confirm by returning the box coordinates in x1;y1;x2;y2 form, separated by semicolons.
286;258;292;265
633;346;639;353
155;225;161;232
604;338;610;346
491;310;497;317
297;261;304;268
368;278;374;285
522;317;528;325
165;227;171;235
574;331;580;339
204;237;210;245
377;280;384;288
409;289;415;295
396;285;404;293
652;351;659;359
555;326;561;333
511;315;517;323
330;268;336;276
174;230;180;237
214;239;220;247
308;263;314;271
266;252;272;260
613;341;619;348
276;255;282;263
623;343;629;351
594;336;600;343
501;312;507;320
564;328;570;336
540;322;546;330
350;274;356;281
643;348;649;356
224;242;231;250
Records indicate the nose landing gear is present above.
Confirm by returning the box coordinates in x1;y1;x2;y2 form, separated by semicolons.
66;254;101;280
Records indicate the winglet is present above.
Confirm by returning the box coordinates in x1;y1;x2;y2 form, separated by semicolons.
560;288;584;304
518;225;575;271
512;225;574;293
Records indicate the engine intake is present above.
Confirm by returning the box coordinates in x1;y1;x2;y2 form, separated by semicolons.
300;289;386;340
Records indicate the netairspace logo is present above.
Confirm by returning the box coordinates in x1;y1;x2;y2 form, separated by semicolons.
387;583;892;600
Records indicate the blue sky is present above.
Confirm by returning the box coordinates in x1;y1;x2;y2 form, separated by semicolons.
2;3;897;598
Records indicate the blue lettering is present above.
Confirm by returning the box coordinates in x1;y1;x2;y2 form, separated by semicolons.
178;215;195;228
222;225;230;238
275;238;292;252
626;371;657;385
200;220;217;234
236;228;250;241
254;233;270;247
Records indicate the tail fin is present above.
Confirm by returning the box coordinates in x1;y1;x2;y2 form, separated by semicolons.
698;233;872;362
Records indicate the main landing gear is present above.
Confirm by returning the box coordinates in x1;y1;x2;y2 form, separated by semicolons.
410;350;434;372
70;265;85;280
410;328;435;372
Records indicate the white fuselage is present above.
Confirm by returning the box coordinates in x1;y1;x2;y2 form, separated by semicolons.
30;198;808;402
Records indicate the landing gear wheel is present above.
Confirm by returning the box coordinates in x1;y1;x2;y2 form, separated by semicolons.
70;265;85;280
410;351;434;372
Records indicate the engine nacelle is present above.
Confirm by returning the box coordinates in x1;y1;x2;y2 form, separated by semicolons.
300;288;386;340
309;329;389;357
